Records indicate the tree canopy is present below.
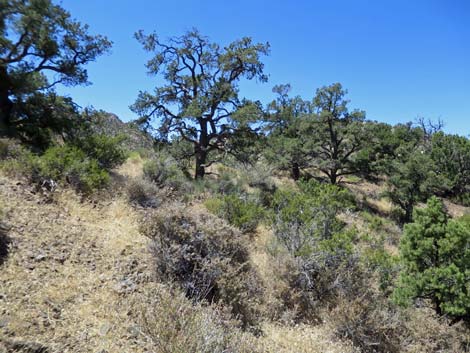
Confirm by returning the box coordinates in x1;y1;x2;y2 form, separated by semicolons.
306;83;368;184
0;0;112;142
264;84;311;180
395;197;470;322
131;29;269;178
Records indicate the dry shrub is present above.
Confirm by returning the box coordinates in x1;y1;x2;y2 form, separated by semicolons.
0;138;25;160
330;293;405;353
330;293;470;353
126;177;161;208
403;307;470;353
267;230;366;323
140;205;264;329
137;285;262;353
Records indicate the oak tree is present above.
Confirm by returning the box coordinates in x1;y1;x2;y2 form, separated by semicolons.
131;29;269;178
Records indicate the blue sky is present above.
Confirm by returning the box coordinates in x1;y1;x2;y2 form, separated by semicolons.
56;0;470;134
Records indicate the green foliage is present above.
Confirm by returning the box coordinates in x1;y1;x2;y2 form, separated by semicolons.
385;149;438;223
264;84;311;180
143;155;188;190
12;93;82;149
131;29;269;178
267;179;360;319
37;145;109;193
1;0;111;144
205;194;265;233
304;83;368;184
271;179;353;252
430;132;470;199
77;133;127;169
0;134;122;193
394;197;470;322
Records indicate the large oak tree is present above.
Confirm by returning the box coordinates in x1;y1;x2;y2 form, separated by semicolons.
131;29;269;178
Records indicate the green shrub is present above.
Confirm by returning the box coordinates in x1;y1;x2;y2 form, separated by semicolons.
0;141;37;177
77;133;127;169
205;194;265;233
271;179;353;250
452;192;470;207
362;240;400;294
268;179;361;320
458;213;470;225
140;206;263;328
37;145;109;193
394;196;470;322
143;155;188;190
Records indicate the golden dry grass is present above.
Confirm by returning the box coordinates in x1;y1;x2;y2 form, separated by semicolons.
0;174;154;352
0;167;357;352
259;322;358;353
118;153;145;179
9;157;468;352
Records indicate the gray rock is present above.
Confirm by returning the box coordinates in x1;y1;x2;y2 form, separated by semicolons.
99;322;112;336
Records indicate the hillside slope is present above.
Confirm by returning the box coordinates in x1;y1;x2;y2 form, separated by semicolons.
0;172;155;352
0;161;357;353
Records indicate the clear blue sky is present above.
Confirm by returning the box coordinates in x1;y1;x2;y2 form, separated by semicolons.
56;0;470;135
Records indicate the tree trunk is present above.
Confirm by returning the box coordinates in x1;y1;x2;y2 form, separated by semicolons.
195;118;208;179
291;162;300;180
0;66;13;135
329;169;338;184
404;203;414;224
195;147;207;179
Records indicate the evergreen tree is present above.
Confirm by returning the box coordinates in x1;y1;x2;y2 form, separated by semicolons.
0;0;112;144
394;197;470;322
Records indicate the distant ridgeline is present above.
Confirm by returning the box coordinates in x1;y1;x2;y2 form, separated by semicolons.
88;112;155;151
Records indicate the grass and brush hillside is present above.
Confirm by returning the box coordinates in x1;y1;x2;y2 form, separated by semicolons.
1;129;470;352
1;2;469;351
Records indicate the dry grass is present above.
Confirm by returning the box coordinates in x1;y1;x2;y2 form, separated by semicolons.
0;174;154;352
2;154;467;353
443;199;470;218
258;322;358;353
118;153;145;179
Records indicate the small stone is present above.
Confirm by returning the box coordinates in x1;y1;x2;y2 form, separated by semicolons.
99;322;112;336
113;279;137;294
127;325;141;338
0;317;9;328
35;254;47;262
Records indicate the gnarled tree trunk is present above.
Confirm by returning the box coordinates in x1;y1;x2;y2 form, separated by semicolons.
0;66;13;135
291;161;300;180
